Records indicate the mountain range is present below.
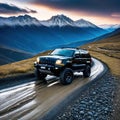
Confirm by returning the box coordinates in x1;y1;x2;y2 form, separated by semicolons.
0;14;108;28
0;14;116;65
98;24;120;32
40;14;98;28
0;14;119;30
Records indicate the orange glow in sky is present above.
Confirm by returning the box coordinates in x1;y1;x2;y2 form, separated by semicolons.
0;0;120;25
25;4;120;25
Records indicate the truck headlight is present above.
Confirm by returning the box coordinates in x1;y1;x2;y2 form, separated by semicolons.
56;60;62;65
37;57;40;63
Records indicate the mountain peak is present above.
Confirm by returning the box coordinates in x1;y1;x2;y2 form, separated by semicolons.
50;14;71;20
77;18;87;22
16;14;33;19
41;14;74;27
41;15;98;28
75;19;98;28
0;14;42;26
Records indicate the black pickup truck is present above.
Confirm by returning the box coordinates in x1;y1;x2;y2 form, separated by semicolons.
34;47;92;85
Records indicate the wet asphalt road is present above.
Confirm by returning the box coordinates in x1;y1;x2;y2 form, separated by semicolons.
0;58;105;120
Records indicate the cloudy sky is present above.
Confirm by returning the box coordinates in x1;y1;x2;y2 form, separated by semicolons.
0;0;120;25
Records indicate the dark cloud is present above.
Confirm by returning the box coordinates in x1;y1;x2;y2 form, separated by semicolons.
0;3;37;14
25;0;120;16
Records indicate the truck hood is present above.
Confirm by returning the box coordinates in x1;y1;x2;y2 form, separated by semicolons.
40;55;72;60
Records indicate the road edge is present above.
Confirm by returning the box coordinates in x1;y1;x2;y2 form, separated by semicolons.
41;58;108;120
0;72;35;90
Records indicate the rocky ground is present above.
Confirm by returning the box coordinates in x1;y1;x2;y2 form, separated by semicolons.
54;72;120;120
112;77;120;120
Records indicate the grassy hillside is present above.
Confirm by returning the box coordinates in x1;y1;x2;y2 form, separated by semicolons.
0;50;51;79
81;29;120;76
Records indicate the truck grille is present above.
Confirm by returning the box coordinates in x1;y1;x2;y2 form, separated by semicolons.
40;58;56;65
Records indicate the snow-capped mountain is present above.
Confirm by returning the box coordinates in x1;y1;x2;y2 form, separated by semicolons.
75;19;98;28
0;15;42;26
1;14;118;30
0;14;101;28
41;15;99;28
40;14;75;27
98;24;120;32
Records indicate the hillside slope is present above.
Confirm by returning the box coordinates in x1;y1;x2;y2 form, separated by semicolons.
0;46;33;65
81;28;120;75
0;25;107;54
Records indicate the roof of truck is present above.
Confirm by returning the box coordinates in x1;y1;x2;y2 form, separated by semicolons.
60;47;89;54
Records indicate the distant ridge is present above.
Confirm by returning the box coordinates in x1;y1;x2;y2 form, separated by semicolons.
98;24;120;32
0;46;33;65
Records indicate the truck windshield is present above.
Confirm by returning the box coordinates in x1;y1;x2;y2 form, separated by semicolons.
51;49;75;57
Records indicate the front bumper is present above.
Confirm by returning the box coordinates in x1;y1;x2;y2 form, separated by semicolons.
34;62;62;75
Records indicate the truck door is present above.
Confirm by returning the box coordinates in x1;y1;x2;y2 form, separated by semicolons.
72;50;83;70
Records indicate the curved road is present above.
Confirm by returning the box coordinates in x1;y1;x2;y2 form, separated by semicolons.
0;58;105;120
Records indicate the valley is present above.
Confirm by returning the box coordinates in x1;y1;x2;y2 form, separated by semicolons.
0;14;108;65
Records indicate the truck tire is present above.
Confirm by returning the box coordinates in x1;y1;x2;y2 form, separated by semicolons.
35;69;47;81
83;65;91;77
60;68;74;85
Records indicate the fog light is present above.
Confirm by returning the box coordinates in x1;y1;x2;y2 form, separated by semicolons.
55;67;58;69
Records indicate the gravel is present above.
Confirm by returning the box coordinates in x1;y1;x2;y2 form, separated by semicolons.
54;72;117;120
112;76;120;120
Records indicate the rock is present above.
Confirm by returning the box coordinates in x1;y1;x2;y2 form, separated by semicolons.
92;92;96;95
80;110;84;114
88;111;93;116
89;100;93;104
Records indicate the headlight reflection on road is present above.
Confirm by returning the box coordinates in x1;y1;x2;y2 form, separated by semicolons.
0;81;37;119
47;81;60;87
0;82;35;100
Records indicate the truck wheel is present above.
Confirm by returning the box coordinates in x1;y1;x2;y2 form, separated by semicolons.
35;69;47;81
60;68;74;85
83;65;91;77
